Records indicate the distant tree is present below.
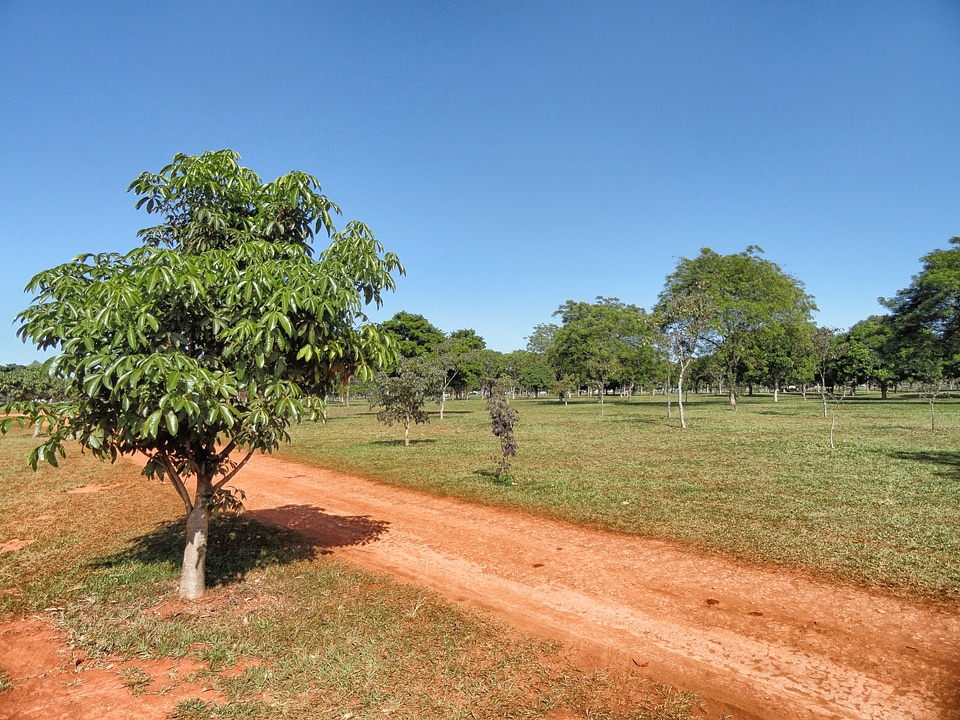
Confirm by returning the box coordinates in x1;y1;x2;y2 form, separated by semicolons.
656;247;816;408
487;380;518;481
551;373;579;405
835;316;898;398
474;348;507;397
747;321;817;402
0;362;71;404
550;297;652;413
504;350;555;397
525;323;558;356
371;369;431;446
2;150;402;600
380;312;445;359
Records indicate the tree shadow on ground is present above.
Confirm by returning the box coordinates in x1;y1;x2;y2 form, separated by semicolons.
248;504;390;553
89;507;389;588
889;450;960;481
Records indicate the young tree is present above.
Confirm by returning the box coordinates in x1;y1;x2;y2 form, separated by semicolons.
370;369;432;446
654;285;716;428
3;150;402;599
487;381;518;480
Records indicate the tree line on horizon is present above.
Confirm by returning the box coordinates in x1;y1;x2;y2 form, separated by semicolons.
368;239;960;427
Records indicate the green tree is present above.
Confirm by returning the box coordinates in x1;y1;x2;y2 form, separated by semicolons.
0;362;71;404
883;238;960;383
550;297;652;412
525;323;558;356
371;369;432;446
487;380;518;481
380;312;445;359
835;316;898;398
654;285;716;428
506;350;555;397
747;321;817;402
657;247;816;408
4;150;402;599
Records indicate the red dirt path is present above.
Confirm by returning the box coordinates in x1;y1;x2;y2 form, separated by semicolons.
3;454;959;719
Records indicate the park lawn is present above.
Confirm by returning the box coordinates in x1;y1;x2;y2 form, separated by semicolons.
0;426;699;720
282;391;960;605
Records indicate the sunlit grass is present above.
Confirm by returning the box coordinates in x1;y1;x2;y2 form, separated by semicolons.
283;391;960;603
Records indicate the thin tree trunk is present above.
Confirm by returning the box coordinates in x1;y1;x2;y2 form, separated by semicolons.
404;419;410;446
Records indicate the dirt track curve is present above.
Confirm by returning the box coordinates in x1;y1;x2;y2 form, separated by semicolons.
228;454;959;720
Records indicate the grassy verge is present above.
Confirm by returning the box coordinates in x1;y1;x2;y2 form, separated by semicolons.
0;426;701;719
282;392;960;604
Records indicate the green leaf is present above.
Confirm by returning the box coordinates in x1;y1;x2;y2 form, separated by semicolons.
144;409;162;438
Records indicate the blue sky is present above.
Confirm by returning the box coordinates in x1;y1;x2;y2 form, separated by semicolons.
1;1;958;364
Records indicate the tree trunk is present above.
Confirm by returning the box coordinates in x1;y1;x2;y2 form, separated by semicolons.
728;388;737;407
180;501;209;600
404;419;410;446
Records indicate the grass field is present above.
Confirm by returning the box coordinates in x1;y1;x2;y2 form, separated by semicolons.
282;390;960;605
0;427;700;720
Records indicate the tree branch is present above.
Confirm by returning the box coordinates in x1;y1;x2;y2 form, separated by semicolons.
213;448;255;490
154;451;193;514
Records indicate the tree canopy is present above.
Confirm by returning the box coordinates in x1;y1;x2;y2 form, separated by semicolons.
656;247;816;406
5;150;403;598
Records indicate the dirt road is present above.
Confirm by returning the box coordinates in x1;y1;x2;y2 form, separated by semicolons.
234;454;960;720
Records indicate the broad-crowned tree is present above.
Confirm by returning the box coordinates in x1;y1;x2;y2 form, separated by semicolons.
550;297;651;412
883;238;960;382
656;247;816;409
380;312;445;359
4;150;403;599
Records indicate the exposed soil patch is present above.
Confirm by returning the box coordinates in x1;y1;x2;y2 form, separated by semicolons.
2;454;958;719
0;616;222;720
0;540;34;554
65;483;126;495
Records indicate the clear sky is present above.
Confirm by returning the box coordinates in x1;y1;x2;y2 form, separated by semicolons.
1;1;958;364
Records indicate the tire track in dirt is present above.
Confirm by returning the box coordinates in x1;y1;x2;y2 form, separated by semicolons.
235;454;960;720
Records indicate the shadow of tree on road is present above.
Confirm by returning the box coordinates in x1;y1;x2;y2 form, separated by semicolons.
249;504;390;554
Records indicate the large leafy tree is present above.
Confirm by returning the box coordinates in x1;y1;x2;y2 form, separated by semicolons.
656;247;816;408
550;297;652;411
883;238;960;382
835;316;898;398
380;311;445;359
4;150;403;599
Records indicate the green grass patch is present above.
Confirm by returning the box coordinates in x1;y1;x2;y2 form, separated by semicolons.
283;392;960;604
0;425;700;719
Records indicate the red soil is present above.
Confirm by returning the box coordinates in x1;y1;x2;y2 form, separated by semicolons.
2;454;959;719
